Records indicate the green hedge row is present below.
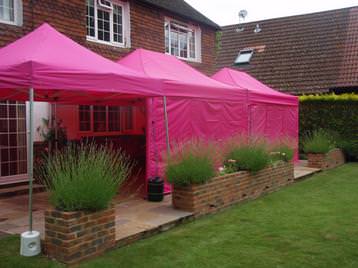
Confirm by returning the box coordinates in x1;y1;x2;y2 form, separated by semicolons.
299;94;358;160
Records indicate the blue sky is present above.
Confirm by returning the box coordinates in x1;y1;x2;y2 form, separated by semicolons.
185;0;358;26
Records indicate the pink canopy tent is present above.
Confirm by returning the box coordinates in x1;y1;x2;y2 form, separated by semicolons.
212;68;299;156
118;49;250;190
0;23;164;104
0;23;165;235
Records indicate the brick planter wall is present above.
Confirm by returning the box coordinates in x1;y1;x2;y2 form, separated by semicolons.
307;148;345;170
172;161;294;216
44;206;115;264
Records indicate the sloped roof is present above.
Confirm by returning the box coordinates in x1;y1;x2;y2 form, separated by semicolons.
138;0;220;29
216;6;358;94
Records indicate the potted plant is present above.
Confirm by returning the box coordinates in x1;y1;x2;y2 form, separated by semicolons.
43;143;133;264
302;129;344;169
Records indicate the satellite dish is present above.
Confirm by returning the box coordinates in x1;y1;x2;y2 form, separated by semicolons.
236;9;248;32
239;10;248;19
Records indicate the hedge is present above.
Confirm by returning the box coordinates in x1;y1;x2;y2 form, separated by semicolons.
299;93;358;160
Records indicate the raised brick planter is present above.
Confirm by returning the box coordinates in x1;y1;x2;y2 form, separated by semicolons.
44;206;115;264
172;161;294;216
307;148;345;170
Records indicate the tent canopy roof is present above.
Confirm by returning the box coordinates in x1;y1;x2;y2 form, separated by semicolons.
118;49;247;101
212;68;298;106
0;23;163;104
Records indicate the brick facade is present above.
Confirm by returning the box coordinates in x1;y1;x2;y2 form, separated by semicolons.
172;161;294;216
0;0;217;75
307;148;345;170
44;206;115;264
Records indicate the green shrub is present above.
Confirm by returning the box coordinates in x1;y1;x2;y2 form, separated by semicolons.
165;141;216;186
44;143;133;211
270;142;295;162
337;139;358;161
302;129;335;154
225;140;270;173
299;93;358;160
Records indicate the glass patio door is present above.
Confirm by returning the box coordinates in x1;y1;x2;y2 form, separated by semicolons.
0;101;27;183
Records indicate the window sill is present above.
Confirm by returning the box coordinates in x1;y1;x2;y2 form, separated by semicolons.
86;36;130;48
0;19;18;26
165;52;202;63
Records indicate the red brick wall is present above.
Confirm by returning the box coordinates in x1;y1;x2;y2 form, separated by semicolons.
0;0;217;75
44;206;116;264
307;148;345;170
172;162;294;216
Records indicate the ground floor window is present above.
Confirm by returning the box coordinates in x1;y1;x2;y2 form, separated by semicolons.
79;105;133;134
0;101;27;178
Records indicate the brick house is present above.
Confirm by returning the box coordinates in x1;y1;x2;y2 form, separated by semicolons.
0;0;219;185
216;6;358;95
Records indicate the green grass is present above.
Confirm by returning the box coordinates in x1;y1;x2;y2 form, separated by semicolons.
1;164;358;268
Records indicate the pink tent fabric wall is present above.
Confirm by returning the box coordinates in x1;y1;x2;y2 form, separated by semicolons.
118;50;249;190
212;68;299;159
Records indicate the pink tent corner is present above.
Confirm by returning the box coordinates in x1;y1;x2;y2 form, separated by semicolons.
212;67;299;160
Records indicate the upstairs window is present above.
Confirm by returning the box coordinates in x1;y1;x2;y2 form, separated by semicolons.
86;0;130;47
0;0;22;26
234;49;254;65
165;18;201;62
79;105;133;134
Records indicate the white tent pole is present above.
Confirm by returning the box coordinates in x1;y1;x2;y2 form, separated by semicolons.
20;88;40;257
27;88;34;233
163;96;170;154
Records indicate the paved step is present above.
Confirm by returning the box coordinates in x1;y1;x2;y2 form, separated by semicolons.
0;183;46;199
294;166;321;180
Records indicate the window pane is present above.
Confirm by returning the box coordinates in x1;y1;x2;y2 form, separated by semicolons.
189;31;196;59
108;106;120;131
93;106;106;132
86;0;95;37
79;105;91;131
179;32;188;58
97;9;111;42
0;0;15;22
122;107;133;130
170;30;179;56
113;5;123;43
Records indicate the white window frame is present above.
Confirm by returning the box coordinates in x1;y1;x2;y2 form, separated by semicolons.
86;0;131;48
0;0;23;26
165;17;201;63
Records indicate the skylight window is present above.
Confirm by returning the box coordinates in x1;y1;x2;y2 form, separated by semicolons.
234;49;254;65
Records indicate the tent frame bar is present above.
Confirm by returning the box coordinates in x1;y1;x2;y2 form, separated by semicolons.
27;88;34;233
163;96;170;154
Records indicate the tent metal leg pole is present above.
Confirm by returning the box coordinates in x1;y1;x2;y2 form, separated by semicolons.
27;88;34;233
163;96;170;154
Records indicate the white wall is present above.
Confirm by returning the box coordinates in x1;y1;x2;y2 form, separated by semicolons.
26;102;50;142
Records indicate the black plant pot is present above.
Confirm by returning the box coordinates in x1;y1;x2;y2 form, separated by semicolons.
147;177;164;202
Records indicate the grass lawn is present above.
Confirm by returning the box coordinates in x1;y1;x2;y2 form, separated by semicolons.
1;164;358;268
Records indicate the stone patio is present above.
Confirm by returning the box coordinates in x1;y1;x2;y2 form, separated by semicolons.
0;192;193;244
